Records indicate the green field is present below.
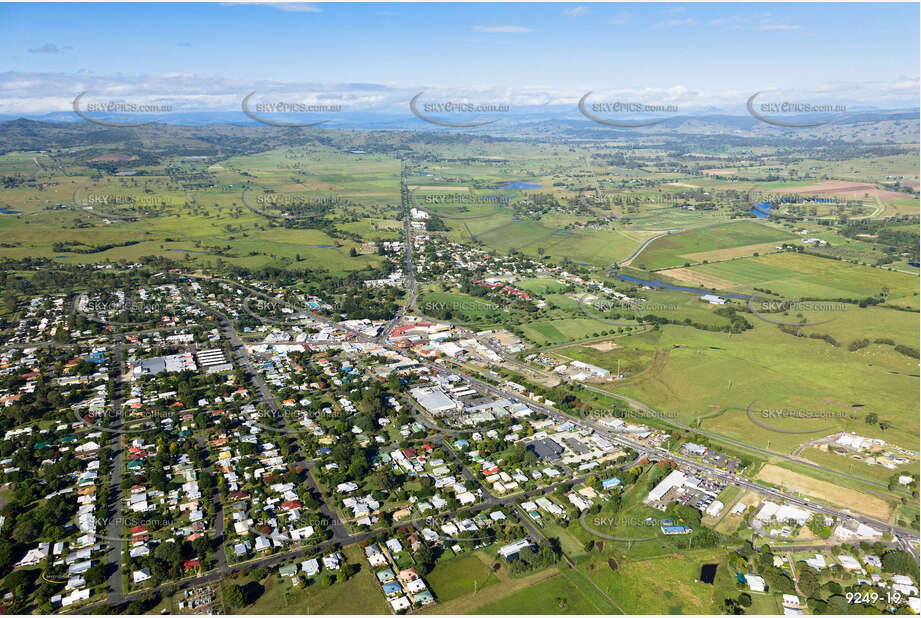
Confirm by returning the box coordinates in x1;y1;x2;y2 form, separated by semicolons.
425;551;500;602
239;546;387;615
472;568;619;615
587;318;919;456
686;251;919;302
572;551;737;615
634;221;798;270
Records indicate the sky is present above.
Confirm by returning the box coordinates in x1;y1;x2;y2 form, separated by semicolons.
1;2;919;116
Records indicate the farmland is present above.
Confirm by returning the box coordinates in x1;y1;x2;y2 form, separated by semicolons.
632;221;798;270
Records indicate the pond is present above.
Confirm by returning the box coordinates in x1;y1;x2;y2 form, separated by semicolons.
614;273;749;300
700;563;717;584
489;181;542;190
749;201;772;219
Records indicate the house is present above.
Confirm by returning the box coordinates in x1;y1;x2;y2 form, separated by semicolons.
837;554;863;572
601;477;622;490
406;578;427;594
336;481;359;494
133;568;152;584
301;558;320;576
17;542;50;567
385;538;403;554
323;552;342;570
746;574;766;592
382;582;403;598
376;568;396;584
390;596;411;612
413;589;436;605
279;563;298;578
498;539;532;561
782;595;802;609
834;519;882;541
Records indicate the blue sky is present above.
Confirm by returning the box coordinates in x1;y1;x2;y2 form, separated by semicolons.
1;2;918;114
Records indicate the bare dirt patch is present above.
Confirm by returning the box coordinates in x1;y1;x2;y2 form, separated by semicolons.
658;267;738;291
665;182;700;189
756;464;892;520
587;341;622;352
408;185;470;191
89;153;138;162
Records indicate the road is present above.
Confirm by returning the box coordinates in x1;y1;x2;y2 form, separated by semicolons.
103;335;126;604
378;159;416;343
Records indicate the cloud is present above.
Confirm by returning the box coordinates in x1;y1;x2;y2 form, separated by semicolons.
710;15;801;31
563;6;589;17
28;43;65;54
655;19;696;28
176;42;194;47
472;25;532;33
607;13;630;25
221;2;322;12
754;23;801;31
0;71;916;115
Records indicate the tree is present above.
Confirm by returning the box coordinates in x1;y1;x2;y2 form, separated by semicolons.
882;550;916;573
223;583;245;608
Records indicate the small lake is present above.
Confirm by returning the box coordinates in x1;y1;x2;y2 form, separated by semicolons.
700;564;717;584
750;201;772;219
614;273;749;300
0;208;21;214
489;181;542;190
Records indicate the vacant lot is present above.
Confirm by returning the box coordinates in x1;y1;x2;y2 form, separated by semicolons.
425;551;500;603
756;464;893;519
